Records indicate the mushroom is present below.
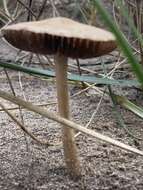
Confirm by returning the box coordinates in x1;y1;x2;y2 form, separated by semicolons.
2;17;117;177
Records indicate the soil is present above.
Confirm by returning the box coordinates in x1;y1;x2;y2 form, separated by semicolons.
1;1;143;190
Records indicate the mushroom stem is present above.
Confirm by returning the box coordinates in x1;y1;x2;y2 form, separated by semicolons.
54;53;81;177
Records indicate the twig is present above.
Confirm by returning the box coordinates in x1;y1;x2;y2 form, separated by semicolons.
49;0;60;17
12;0;21;18
16;0;37;18
0;102;57;112
4;68;16;96
0;8;14;21
36;54;46;69
75;89;105;138
36;0;48;20
43;55;55;68
2;0;11;18
18;57;28;101
27;0;33;21
4;63;29;149
0;102;59;146
71;82;103;98
76;58;86;88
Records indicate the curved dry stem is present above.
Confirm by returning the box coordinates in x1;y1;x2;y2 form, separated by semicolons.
0;90;143;156
0;102;60;146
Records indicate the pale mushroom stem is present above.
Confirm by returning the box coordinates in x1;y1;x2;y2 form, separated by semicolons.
54;53;81;177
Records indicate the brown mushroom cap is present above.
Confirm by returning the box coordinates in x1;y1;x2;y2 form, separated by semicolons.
2;17;117;59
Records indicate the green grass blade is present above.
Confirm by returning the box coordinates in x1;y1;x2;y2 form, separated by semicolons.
108;86;127;128
91;0;143;85
116;95;143;119
115;0;143;47
0;61;140;87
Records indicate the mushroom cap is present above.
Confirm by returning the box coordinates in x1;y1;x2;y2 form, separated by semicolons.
2;17;117;59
